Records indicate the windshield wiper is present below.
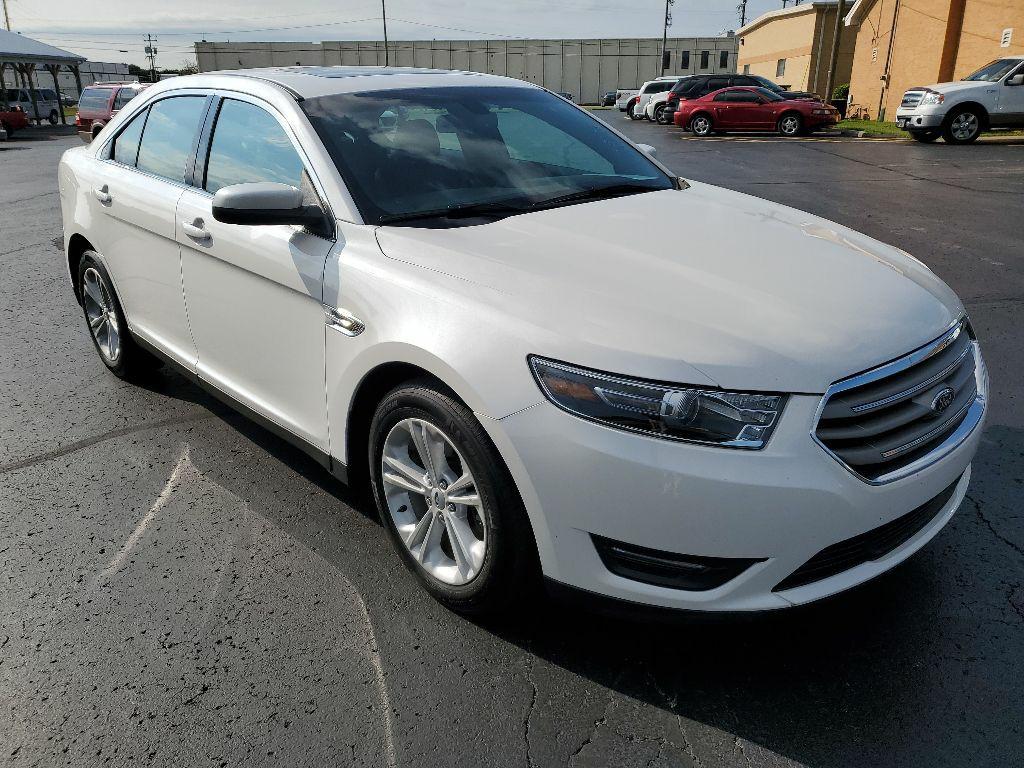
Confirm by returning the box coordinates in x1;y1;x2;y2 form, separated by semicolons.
378;199;532;225
530;182;663;211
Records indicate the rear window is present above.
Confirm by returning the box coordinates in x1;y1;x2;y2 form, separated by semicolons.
78;88;112;113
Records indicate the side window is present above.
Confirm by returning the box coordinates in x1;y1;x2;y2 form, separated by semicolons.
494;108;613;175
136;96;207;183
113;88;139;110
704;77;730;95
112;108;148;167
734;92;759;103
77;88;109;112
204;99;305;194
713;91;734;103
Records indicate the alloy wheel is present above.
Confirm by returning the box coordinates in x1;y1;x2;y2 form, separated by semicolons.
82;266;121;363
780;115;801;135
381;418;487;586
950;112;979;141
692;116;711;136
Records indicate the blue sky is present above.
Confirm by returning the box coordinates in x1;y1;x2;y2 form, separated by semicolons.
9;0;787;68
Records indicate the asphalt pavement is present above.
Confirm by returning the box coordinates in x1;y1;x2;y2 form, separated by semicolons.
1;124;1021;768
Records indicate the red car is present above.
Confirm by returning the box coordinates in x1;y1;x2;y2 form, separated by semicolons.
0;106;28;137
74;82;149;142
674;86;840;137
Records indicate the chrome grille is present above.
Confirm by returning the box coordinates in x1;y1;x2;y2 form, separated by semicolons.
901;90;925;108
813;320;983;483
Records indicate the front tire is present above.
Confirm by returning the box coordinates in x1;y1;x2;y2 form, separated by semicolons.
778;112;803;137
909;129;940;143
48;109;59;125
942;108;983;144
369;381;540;615
77;252;159;380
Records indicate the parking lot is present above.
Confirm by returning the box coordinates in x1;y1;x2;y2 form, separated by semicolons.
1;125;1022;768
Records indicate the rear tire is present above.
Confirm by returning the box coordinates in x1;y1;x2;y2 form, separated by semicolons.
909;129;940;143
628;101;641;120
369;381;540;616
690;113;714;137
654;104;668;124
942;107;983;144
48;109;59;125
77;251;160;381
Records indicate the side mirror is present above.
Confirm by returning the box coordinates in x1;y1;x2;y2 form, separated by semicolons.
212;182;331;237
1007;73;1024;86
636;143;657;156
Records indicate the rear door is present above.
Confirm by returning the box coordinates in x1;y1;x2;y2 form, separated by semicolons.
88;94;209;368
176;95;334;450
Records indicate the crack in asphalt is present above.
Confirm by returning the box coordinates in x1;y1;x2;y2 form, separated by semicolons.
966;494;1024;558
523;657;538;768
676;716;704;768
0;413;213;476
568;698;613;766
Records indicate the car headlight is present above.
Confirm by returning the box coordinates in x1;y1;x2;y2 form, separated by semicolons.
920;92;944;105
529;357;786;449
812;108;831;115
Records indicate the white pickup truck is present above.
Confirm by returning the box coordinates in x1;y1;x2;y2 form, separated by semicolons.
896;56;1024;143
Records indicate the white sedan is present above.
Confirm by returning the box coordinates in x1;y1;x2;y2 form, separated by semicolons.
59;67;987;616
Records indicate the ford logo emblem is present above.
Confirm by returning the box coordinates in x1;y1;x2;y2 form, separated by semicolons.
931;386;956;415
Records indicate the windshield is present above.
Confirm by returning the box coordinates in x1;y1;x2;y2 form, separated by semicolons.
302;86;672;225
963;59;1021;82
755;87;785;102
749;76;783;92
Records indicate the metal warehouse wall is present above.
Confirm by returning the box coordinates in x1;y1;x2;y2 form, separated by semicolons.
195;37;738;103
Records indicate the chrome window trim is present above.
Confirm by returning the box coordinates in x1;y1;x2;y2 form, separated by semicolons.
810;316;987;485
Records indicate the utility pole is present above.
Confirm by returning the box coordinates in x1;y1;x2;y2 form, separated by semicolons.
660;0;674;75
144;34;158;83
824;0;847;101
381;0;389;66
738;0;747;27
2;0;11;31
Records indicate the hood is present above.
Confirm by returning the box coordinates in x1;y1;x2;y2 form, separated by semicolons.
374;183;963;393
918;80;986;96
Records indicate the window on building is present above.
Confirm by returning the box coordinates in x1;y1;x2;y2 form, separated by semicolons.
743;64;750;74
776;58;787;77
700;51;710;70
680;50;690;69
720;50;729;69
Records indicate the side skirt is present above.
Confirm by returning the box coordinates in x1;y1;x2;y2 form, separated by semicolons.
134;335;349;484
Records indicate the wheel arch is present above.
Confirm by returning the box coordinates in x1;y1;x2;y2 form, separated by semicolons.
67;232;95;304
944;101;990;130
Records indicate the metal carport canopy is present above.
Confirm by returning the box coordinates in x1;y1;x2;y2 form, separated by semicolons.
0;29;85;124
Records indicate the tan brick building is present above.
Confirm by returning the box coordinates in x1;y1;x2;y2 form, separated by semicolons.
845;0;1024;120
737;1;857;97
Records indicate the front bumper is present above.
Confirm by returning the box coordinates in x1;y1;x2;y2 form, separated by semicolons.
895;110;944;129
484;383;984;613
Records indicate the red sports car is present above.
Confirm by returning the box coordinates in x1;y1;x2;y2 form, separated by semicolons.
0;105;28;137
674;86;840;137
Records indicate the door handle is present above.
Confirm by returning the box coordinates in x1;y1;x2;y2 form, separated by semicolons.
93;185;111;204
181;220;211;241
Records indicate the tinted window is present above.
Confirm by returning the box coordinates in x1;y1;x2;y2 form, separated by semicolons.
963;59;1020;82
78;88;111;113
713;91;735;103
113;88;140;110
651;81;674;93
702;77;730;95
303;86;671;226
680;51;690;69
136;97;206;182
731;91;761;103
40;89;58;101
112;109;147;166
204;99;304;194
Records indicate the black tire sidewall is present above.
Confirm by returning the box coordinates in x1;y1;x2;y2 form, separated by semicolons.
368;383;537;613
77;251;138;378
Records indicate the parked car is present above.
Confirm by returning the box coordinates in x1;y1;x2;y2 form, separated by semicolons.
60;67;985;617
0;105;29;137
663;74;821;124
895;56;1024;143
615;88;639;112
600;91;616;107
645;81;694;123
74;82;149;142
4;87;62;124
631;76;679;120
674;87;840;136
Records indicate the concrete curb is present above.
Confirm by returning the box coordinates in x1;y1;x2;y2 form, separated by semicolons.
837;129;904;139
